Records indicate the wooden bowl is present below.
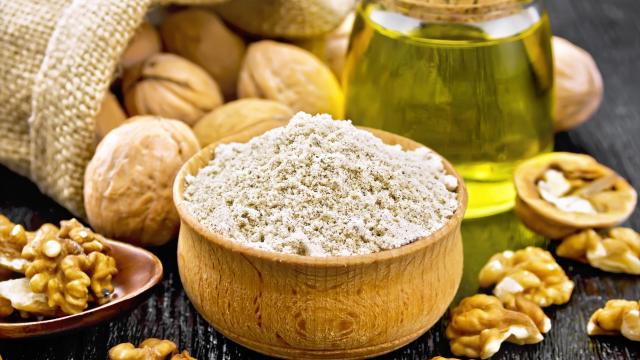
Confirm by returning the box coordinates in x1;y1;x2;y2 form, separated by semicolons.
0;239;163;339
173;127;467;359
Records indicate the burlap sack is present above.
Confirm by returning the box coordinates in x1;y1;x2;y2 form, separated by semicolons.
0;0;223;217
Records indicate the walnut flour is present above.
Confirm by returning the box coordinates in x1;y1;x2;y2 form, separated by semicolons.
183;112;459;257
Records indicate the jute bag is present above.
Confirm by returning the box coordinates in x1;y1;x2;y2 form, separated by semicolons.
0;0;220;217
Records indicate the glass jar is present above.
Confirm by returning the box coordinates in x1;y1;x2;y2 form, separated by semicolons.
343;0;554;218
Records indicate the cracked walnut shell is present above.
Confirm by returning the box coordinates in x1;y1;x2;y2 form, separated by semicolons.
588;299;640;341
446;294;543;359
109;338;195;360
479;247;574;308
85;117;200;247
123;53;223;126
514;152;637;239
238;41;344;118
557;227;640;275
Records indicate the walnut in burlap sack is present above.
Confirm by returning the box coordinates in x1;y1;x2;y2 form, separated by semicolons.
0;0;223;217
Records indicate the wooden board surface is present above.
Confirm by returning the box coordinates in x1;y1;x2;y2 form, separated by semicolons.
1;0;639;358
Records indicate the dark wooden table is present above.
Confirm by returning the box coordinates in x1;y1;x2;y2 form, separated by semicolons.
1;1;639;359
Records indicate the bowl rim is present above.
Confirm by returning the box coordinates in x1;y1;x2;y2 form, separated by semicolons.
173;126;467;267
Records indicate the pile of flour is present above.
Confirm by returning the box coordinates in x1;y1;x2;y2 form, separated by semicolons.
183;112;459;257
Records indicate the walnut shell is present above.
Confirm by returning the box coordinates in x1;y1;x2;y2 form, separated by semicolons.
514;152;637;238
123;53;223;126
84;117;200;246
295;12;355;77
238;41;343;117
120;22;161;69
95;92;127;140
553;37;604;132
192;99;294;147
161;9;246;99
214;0;355;39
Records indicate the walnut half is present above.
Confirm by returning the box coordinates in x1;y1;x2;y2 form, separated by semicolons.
514;152;637;239
588;300;640;341
557;227;640;275
479;247;574;308
446;294;543;359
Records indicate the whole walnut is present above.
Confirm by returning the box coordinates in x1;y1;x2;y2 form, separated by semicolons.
84;117;200;246
553;36;604;132
95;92;127;140
295;12;355;77
120;21;161;69
123;53;223;126
238;41;344;118
214;0;355;39
193;99;294;147
161;9;245;99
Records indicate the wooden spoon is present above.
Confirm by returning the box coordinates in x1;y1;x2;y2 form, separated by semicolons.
0;239;163;339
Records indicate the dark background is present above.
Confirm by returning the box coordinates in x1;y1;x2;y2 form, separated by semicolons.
1;0;640;359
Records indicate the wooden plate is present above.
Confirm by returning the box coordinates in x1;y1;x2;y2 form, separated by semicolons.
0;239;163;339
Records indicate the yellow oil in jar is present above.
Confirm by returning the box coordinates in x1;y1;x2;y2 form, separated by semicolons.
343;2;554;218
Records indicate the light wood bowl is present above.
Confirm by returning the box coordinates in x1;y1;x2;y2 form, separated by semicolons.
173;127;467;359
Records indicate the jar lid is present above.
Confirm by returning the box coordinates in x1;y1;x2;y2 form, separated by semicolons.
379;0;535;23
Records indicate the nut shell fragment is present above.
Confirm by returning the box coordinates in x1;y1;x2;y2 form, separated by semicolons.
588;299;640;341
123;53;223;126
446;294;543;359
514;152;637;238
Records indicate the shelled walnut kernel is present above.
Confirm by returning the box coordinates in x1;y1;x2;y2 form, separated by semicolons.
446;294;543;359
0;215;30;273
24;220;117;314
557;227;640;275
479;247;574;308
588;299;640;341
109;338;195;360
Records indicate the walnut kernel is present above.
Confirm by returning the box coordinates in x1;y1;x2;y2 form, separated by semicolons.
108;338;195;360
446;294;543;359
479;247;574;307
588;299;640;341
557;227;640;274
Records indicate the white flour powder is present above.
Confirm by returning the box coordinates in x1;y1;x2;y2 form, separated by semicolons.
183;113;459;257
